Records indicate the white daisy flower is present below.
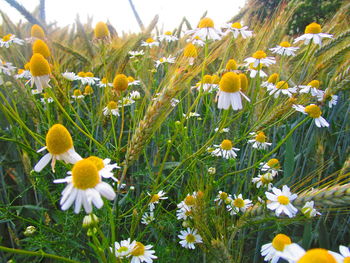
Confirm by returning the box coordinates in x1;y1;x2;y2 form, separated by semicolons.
269;81;297;98
0;59;16;76
0;34;24;48
178;228;203;249
265;185;298;218
177;194;196;211
269;41;299;56
261;233;292;263
192;74;219;93
127;76;141;86
148;190;168;211
176;206;192;220
298;80;324;99
71;89;84;100
244;50;276;68
40;93;54;104
261;73;279;91
248;131;272;150
129;90;141;100
141;38;159;48
155;55;176;68
34;124;82;172
183;112;201;119
331;246;350;262
14;69;31;79
183;43;198;65
111;238;136;258
294;22;333;46
76;72;99;85
301;201;321;218
212;139;240;159
170;98;180;107
252;172;274;190
322;89;338;108
86;156;120;181
129;50;145;59
186;17;222;41
103;101;120;116
118;97;135;107
28;54;52;93
214;127;230;133
260;158;281;172
223;22;253;39
247;63;268;78
293;104;329;128
130;241;157;263
187;36;205;46
97;77;113;88
214;191;232;206
141;212;155;225
226;194;252;215
62;71;77;81
158;31;178;42
53;159;116;214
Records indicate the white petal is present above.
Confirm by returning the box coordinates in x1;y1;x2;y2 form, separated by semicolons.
96;182;116;200
61;188;78;211
34;153;52;172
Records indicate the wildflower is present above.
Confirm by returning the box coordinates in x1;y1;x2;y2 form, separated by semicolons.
248;131;272;150
223;22;252;38
14;68;31;79
170;98;180;107
127;76;141;86
72;89;84;100
177;193;197;210
281;244;342;263
40;92;53;104
119;97;135;107
178;228;203;249
186;17;222;41
261;73;279;90
225;58;238;71
265;185;298;218
252;172;274;190
30;24;46;40
29;53;51;93
269;81;297;98
129;90;141;100
32;39;51;58
103;101;119;116
0;60;16;76
158;31;178;42
214;127;230;133
82;214;99;228
301;201;321;218
244;50;276;68
86;156;120;181
113;74;129;92
83;85;94;95
62;71;77;81
217;72;250;110
112;239;136;258
322;88;338;108
208;167;216;175
261;234;292;263
298;80;324;98
183;43;198;65
294;22;333;46
247;63;267;78
183;112;201;119
332;246;350;262
155;55;176;68
97;77;113;88
148;190;168;211
293;104;329;128
192;75;218;92
141;38;159;48
34;124;82;172
239;73;249;92
129;50;145;59
260;158;281;174
186;36;205;47
227;194;252;215
130;241;157;263
76;72;99;85
269;41;299;56
53;159;116;214
0;33;24;48
94;21;109;39
24;226;37;236
141;212;155;225
176;207;193;220
212;139;240;159
214;191;232;205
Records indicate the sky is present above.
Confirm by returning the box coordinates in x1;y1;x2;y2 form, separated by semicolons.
1;0;246;33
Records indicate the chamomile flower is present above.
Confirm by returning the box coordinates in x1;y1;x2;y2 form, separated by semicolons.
14;68;31;79
227;194;252;215
155;56;176;68
223;22;253;39
281;244;342;263
118;97;135;107
260;158;281;174
112;239;136;258
127;76;141;86
178;228;203;249
212;139;240;159
83;85;94;96
129;50;144;59
225;58;238;71
187;36;205;46
252;172;274;190
129;90;141;100
76;72;99;85
0;34;24;48
34;124;82;172
301;201;321;218
94;21;110;39
269;81;297;98
29;54;51;93
186;17;222;41
192;75;217;92
248;63;267;78
294;22;333;46
103;101;119;116
113;74;129;92
248;131;272;150
261;73;279;91
214;127;230;133
261;234;292;263
214;191;232;205
141;38;159;48
54;160;116;214
265;185;298;218
322;88;338;108
183;112;201;119
62;71;77;81
183;43;198;65
0;60;16;76
28;24;46;42
158;31;178;42
244;50;276;68
170;98;180;107
130;241;157;263
141;212;155;225
177;194;196;210
86;156;120;181
269;41;299;56
32;39;51;58
293;104;329;128
176;206;193;220
40;92;54;104
97;77;113;88
72;89;84;100
217;72;250;110
332;246;350;262
148;190;168;211
298;80;324;98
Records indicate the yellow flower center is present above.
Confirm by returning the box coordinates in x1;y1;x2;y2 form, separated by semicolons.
220;139;233;150
78;72;86;77
24;62;30;70
267;73;279;84
271;234;291;251
233;198;245;208
249;63;263;70
307;80;320;88
46;124;73;155
84;85;94;95
73;89;82;97
344;257;350;263
279;41;291;47
198;17;214;28
231;22;242;29
297;249;336;263
184;195;195;206
225;59;238;71
219;192;228;200
72;159;100;190
150;194;160;203
196;190;204;199
261;174;273;184
31;24;45;39
29;53;50;77
131;242;145;256
184;43;198;58
86;156;105;170
202;75;212;84
85;72;94;77
252;50;267;59
113;74;128;91
211;75;220;84
267;158;280;169
219;72;241;93
2;34;12;42
165;31;172;35
146;38;155;43
255;131;266;143
185;234;196;243
304;105;322;118
17;69;24;74
101;77;108;84
107;101;118;110
32;39;51;58
305;22;322;34
117;246;129;253
194;36;201;40
277;195;290;205
127;76;135;83
239;73;248;93
159;58;164;63
276;81;289;90
43;92;50;99
94;22;109;39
